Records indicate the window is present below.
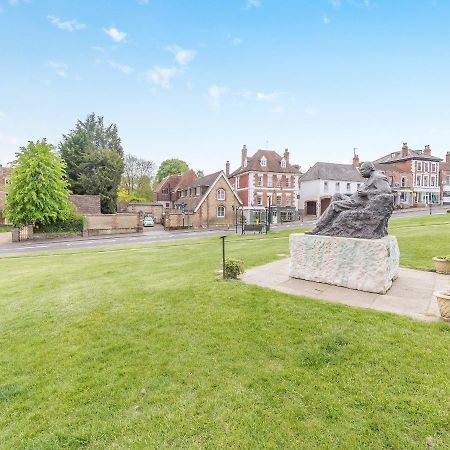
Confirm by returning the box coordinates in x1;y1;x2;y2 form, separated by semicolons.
424;162;429;172
165;202;170;208
217;205;225;217
267;193;273;206
335;182;340;192
346;182;351;192
257;174;263;187
324;181;329;193
196;187;200;196
281;158;286;168
277;176;282;188
431;176;436;187
417;161;422;171
267;176;273;187
257;193;263;206
217;188;225;200
235;177;240;189
162;188;169;194
285;194;291;207
432;163;437;173
260;156;267;167
276;194;282;206
388;176;393;187
357;183;361;189
416;175;421;186
285;177;290;188
401;176;406;187
446;175;450;185
423;175;429;187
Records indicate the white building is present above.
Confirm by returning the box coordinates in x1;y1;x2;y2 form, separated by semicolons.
299;161;364;216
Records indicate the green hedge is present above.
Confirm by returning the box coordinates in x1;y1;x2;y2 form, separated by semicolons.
34;213;84;234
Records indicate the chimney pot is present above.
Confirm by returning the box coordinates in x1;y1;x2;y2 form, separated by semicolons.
283;148;289;164
352;153;360;167
401;142;409;158
446;151;450;164
424;145;431;156
225;160;230;177
241;144;248;167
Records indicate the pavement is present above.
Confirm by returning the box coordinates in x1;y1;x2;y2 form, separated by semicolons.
242;258;448;321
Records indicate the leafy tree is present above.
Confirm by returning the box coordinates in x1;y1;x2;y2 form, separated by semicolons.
122;154;155;194
155;158;189;183
5;140;71;226
135;175;154;201
59;113;124;213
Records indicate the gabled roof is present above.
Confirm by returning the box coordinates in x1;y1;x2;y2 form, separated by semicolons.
230;149;300;176
301;162;364;182
154;174;182;193
175;171;242;212
374;149;442;164
374;163;410;174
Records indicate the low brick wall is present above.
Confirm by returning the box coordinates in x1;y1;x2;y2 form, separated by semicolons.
83;213;143;236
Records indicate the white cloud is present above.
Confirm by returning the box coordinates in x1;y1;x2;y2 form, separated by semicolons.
103;27;127;42
256;91;281;102
207;85;228;109
226;33;243;45
47;61;68;78
323;16;331;24
330;0;341;7
245;0;261;9
47;15;86;32
146;66;179;88
167;45;197;66
0;131;18;145
109;61;133;75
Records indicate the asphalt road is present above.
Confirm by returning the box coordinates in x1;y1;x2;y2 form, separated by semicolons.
0;206;447;256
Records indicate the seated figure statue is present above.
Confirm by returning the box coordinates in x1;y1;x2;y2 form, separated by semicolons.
306;161;394;239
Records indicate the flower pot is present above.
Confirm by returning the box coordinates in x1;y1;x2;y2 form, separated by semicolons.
432;257;450;274
434;291;450;322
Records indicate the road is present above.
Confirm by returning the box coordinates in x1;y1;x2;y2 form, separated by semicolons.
0;206;447;256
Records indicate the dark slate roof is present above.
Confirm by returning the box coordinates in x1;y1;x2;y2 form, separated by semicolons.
230;149;300;176
189;171;222;188
300;162;364;182
374;149;442;164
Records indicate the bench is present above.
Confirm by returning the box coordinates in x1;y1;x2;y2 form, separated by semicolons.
243;224;264;234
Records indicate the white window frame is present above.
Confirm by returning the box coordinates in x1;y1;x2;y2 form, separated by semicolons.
277;176;282;188
401;176;406;187
257;193;263;206
267;175;273;187
217;205;225;217
285;194;291;207
423;175;429;187
335;182;340;192
285;177;290;188
276;194;282;206
424;162;429;172
431;175;436;187
324;181;329;193
346;182;351;192
260;156;267;167
417;161;422;172
281;158;286;168
217;188;225;200
416;175;421;186
257;174;263;187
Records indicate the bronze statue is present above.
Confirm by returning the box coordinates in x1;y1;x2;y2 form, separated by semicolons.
307;161;394;239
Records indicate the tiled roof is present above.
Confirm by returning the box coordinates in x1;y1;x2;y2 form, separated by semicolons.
154;174;182;193
230;149;300;176
301;162;364;182
374;163;410;174
374;149;442;164
190;171;222;188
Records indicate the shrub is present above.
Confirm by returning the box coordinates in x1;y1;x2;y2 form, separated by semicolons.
435;255;450;261
224;258;244;279
34;212;84;234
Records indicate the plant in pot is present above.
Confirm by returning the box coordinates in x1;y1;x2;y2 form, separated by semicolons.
432;255;450;274
434;281;450;322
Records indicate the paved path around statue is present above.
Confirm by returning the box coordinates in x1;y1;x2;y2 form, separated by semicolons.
241;258;448;321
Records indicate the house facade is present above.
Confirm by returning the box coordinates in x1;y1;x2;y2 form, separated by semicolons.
227;145;301;223
154;170;198;209
299;155;364;216
440;151;450;205
374;143;442;205
164;171;242;229
0;165;11;224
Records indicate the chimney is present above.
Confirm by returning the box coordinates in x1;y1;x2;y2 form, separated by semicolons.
352;153;360;167
401;142;409;158
225;160;230;177
283;148;290;165
423;145;431;156
241;144;247;167
446;151;450;164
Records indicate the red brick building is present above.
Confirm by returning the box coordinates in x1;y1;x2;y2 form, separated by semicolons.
227;145;301;223
154;170;198;208
440;151;450;205
374;143;442;206
0;165;11;224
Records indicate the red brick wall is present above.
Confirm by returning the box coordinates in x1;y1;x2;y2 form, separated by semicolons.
69;195;101;215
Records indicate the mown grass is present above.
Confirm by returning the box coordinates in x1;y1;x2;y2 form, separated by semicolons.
0;215;449;449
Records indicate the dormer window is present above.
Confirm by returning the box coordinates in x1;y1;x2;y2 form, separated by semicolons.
260;156;267;167
281;158;286;168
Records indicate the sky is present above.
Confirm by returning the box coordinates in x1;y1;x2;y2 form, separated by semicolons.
1;0;450;174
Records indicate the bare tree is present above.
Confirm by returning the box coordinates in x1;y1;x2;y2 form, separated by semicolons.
123;154;155;194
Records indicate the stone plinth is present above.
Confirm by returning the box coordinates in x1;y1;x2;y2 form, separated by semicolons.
289;234;400;294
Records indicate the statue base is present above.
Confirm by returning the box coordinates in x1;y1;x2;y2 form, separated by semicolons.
289;234;400;294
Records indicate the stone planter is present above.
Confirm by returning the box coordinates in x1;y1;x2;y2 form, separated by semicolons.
432;257;450;274
434;291;450;322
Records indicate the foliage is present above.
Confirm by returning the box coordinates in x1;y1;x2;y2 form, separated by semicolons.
34;212;84;234
0;225;12;233
135;175;154;201
117;188;147;203
59;113;124;213
434;255;450;261
122;154;155;195
0;217;449;448
5;140;71;226
155;158;189;183
224;257;244;279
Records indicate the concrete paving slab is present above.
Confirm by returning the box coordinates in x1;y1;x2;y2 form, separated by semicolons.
241;258;448;321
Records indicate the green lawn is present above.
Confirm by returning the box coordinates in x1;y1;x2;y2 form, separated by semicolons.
0;215;449;449
0;224;12;233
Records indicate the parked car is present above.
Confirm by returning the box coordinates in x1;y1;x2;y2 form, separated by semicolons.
143;216;154;227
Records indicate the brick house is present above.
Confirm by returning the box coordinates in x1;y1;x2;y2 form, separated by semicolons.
374;143;442;205
154;170;198;208
440;151;450;205
227;145;301;224
373;164;413;207
164;171;242;229
299;155;364;216
0;165;11;224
